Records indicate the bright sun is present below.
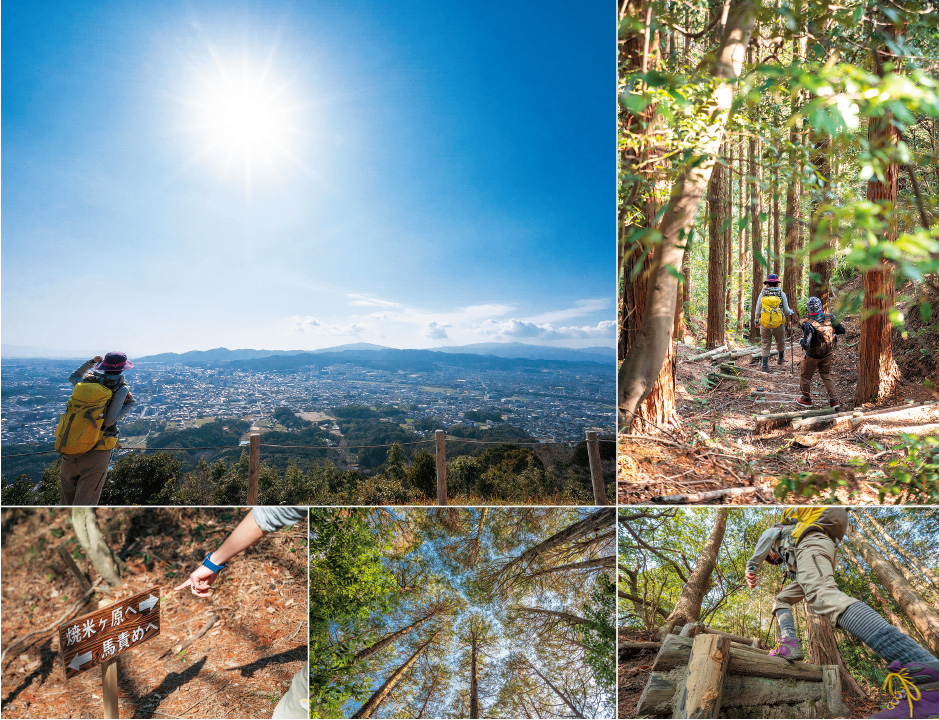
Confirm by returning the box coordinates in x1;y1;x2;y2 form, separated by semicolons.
187;54;303;181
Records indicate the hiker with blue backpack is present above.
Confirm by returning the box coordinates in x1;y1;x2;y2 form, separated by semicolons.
54;352;136;505
753;273;799;372
796;295;846;409
746;508;939;719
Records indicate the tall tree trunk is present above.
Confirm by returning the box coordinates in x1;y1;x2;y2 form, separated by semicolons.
521;555;616;581
855;513;935;598
846;523;939;655
808;134;834;309
71;507;125;587
773;163;781;272
803;603;866;697
512;607;591;626
662;508;730;634
707;142;730;349
783;108;803;302
490;508;614;592
526;657;585;719
750;134;764;341
856;30;901;405
860;511;939;593
470;635;480;719
737;138;747;329
842;542;923;644
619;0;679;431
345;607;443;667
416;666;443;719
618;0;757;418
351;631;439;719
725;142;735;323
674;250;687;341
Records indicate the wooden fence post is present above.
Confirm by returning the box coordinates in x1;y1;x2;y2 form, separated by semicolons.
435;430;447;506
821;665;845;717
674;633;731;719
248;433;260;505
102;658;119;718
586;431;607;506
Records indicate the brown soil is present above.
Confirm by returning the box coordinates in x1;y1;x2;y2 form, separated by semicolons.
1;507;307;719
619;315;939;505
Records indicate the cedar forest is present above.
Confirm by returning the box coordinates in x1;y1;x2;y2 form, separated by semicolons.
309;507;616;719
617;0;939;500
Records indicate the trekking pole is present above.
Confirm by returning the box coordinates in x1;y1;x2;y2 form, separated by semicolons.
790;319;794;375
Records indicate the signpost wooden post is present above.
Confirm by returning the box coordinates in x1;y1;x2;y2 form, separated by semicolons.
58;586;162;718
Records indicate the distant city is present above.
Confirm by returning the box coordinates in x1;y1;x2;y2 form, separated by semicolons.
1;346;615;452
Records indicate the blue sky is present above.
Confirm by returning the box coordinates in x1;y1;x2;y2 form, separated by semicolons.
2;0;614;357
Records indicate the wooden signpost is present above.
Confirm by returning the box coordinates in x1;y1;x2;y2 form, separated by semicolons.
58;586;162;718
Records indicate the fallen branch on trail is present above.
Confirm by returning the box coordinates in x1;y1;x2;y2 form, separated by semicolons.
1;578;105;662
619;434;691;450
857;422;939;435
791;401;938;431
162;613;220;658
649;486;766;504
755;406;839;431
618;641;663;660
686;345;729;361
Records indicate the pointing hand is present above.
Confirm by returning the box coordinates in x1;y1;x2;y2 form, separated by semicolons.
175;565;217;597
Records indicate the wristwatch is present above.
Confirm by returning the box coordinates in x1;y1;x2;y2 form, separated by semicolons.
202;553;226;573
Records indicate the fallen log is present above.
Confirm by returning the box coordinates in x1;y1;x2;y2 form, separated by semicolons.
687;345;729;362
649;487;764;504
850;401;938;425
755;406;838;431
791;411;855;430
793;401;938;431
855;422;939;435
618;641;663;660
651;633;825;682
636;670;827;716
708;372;751;382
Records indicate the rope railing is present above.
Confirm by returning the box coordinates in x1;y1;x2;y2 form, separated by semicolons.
2;431;614;505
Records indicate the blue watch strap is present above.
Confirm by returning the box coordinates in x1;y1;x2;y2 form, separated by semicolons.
202;553;226;572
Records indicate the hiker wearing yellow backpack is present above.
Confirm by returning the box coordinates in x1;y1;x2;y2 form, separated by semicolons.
753;273;798;372
55;352;136;505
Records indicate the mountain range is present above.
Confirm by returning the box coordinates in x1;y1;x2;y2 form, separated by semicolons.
135;342;613;366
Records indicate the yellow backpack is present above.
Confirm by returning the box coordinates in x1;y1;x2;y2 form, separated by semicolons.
760;292;785;328
54;381;119;454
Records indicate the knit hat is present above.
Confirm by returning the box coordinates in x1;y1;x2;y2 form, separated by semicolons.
764;273;780;284
807;297;823;315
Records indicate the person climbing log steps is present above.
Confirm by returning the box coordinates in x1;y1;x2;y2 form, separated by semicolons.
745;508;938;719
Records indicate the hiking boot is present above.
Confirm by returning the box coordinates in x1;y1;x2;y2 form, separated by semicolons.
830;399;841;409
795;398;813;408
778;350;785;364
762;358;770;372
870;660;939;718
768;638;804;662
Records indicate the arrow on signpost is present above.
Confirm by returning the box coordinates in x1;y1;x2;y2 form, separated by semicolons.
68;651;93;672
139;594;158;613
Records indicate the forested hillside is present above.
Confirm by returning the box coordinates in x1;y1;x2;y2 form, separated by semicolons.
617;508;938;718
618;0;939;501
310;508;616;719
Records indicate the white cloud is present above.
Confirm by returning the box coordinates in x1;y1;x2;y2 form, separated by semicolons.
481;319;615;341
426;322;450;340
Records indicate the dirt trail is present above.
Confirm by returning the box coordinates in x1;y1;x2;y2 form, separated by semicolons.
619;321;939;504
1;508;307;719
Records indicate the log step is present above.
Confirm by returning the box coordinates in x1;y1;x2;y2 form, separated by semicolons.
651;634;825;682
